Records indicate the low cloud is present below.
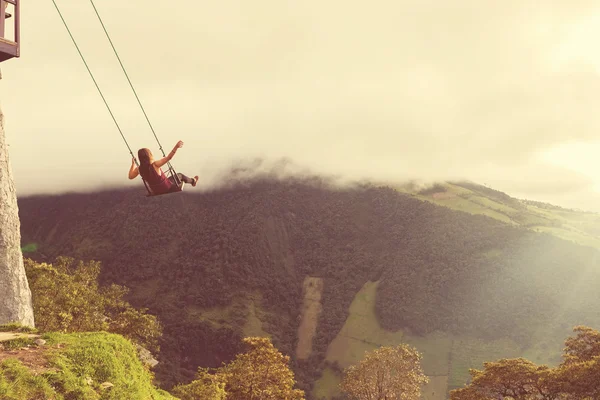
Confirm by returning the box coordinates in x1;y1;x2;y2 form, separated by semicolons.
4;0;600;211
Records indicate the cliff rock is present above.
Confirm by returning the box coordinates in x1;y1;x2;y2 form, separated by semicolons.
0;103;35;327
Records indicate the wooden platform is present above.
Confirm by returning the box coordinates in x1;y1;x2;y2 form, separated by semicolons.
0;0;19;63
0;36;17;62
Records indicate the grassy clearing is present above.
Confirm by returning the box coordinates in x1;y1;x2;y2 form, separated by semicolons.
397;181;600;249
187;304;235;329
0;331;174;400
326;334;379;369
421;375;449;400
416;187;516;224
323;280;454;400
312;367;342;400
344;281;405;345
186;292;271;338
0;358;57;400
448;336;521;392
326;281;404;368
403;331;452;376
243;300;270;338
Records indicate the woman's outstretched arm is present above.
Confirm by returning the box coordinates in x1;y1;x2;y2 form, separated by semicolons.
154;140;184;168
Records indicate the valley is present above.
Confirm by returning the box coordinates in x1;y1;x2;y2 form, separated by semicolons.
17;178;600;399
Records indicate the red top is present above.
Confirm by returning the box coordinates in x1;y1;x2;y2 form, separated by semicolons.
139;163;174;194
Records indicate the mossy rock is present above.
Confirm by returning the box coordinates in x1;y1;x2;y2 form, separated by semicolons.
0;331;176;400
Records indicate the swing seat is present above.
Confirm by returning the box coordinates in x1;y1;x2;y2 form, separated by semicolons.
0;0;19;64
146;181;185;197
143;165;186;197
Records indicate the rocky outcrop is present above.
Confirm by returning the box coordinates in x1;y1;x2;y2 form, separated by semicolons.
0;101;35;327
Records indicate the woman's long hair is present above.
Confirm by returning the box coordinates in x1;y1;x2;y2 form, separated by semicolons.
138;148;152;166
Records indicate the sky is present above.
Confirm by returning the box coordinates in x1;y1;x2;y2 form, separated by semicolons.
2;0;600;211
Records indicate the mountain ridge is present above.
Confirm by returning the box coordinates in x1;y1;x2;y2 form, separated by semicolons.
16;177;600;399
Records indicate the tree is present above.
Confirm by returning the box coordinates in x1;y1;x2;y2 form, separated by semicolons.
562;325;600;365
222;337;305;400
552;325;600;399
171;368;227;400
339;344;428;400
450;326;600;400
174;336;305;400
24;256;162;352
449;358;558;400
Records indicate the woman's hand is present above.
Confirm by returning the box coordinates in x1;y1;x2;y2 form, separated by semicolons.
175;140;184;149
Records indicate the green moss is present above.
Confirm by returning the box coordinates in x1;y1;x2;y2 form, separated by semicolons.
0;323;37;333
1;331;176;400
0;358;57;400
1;337;36;351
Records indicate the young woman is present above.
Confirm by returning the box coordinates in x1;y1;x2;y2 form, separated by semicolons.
128;140;198;195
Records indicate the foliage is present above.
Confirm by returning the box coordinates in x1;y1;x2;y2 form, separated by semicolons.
450;325;600;400
562;325;600;365
450;358;555;399
339;344;428;400
0;332;175;400
222;336;305;399
24;256;163;353
171;368;227;400
174;336;305;400
20;242;38;253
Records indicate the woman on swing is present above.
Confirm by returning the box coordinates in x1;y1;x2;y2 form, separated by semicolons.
128;140;199;195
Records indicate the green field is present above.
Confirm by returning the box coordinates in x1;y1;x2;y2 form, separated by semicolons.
316;277;572;400
398;181;600;249
318;281;451;399
313;367;342;400
447;336;522;392
422;376;450;400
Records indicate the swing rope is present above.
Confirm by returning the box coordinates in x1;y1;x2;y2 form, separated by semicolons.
87;0;167;160
86;0;179;186
50;0;182;192
49;0;138;164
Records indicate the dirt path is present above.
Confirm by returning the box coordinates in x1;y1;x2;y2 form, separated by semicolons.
0;332;39;342
296;277;323;359
0;331;50;374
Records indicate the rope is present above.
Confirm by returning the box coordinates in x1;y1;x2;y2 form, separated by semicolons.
87;0;168;158
49;0;139;166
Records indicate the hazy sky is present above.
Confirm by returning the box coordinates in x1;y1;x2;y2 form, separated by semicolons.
3;0;600;211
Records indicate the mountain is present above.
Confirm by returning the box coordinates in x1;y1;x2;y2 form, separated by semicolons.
16;176;600;399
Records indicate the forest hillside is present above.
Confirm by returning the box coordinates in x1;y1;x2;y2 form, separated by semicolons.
17;176;600;399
